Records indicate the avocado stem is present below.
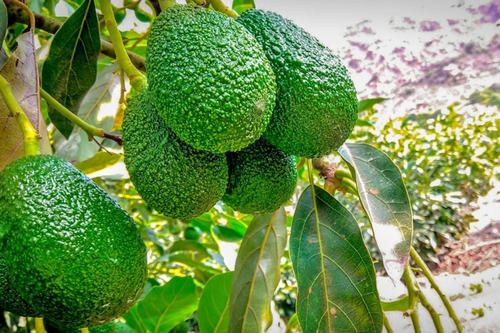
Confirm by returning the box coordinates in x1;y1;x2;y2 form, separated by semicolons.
99;0;147;91
34;317;45;333
159;0;177;10
0;75;41;157
410;247;463;332
209;0;238;18
39;88;123;146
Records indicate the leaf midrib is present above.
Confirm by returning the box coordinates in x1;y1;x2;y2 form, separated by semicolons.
241;211;278;332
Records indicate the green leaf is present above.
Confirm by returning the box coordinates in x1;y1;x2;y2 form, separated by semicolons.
169;240;210;260
0;32;52;171
42;0;101;137
53;64;122;162
124;305;147;333
358;97;387;112
212;225;243;242
231;0;254;14
338;143;413;282
290;185;382;332
0;0;8;68
229;208;287;332
126;276;198;333
198;272;233;333
74;151;122;175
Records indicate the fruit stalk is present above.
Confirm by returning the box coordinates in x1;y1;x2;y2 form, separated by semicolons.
34;318;45;333
410;247;463;332
0;75;41;156
39;88;123;145
382;313;394;333
99;0;147;91
402;265;421;333
209;0;238;18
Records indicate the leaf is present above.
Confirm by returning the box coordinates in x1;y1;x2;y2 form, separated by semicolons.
73;151;122;175
54;64;122;162
123;305;147;333
0;0;8;68
290;185;383;333
212;225;243;242
198;272;233;333
169;240;210;260
42;0;101;137
126;276;198;333
0;32;51;171
358;97;387;112
229;208;287;332
231;0;254;14
338;143;413;282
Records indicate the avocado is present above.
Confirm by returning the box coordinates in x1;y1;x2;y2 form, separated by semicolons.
122;90;228;221
237;10;358;158
146;5;276;153
223;139;297;214
0;255;40;317
0;155;147;329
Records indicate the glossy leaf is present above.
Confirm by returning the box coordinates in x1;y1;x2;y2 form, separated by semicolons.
232;0;254;14
54;64;122;162
42;0;100;137
123;306;147;333
198;272;233;333
74;151;122;175
357;97;387;112
339;143;413;282
290;185;382;333
0;32;51;170
0;0;7;68
126;276;198;333
229;208;287;332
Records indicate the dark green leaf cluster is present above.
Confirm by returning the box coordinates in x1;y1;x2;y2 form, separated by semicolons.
237;10;358;158
223;139;297;214
0;155;147;329
122;90;228;221
146;5;276;153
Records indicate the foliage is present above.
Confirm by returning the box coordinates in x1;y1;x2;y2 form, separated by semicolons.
351;92;499;258
0;0;487;332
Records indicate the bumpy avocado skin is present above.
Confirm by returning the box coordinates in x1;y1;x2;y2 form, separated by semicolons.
122;90;229;220
237;10;358;158
0;155;148;329
223;139;297;214
0;255;40;317
146;5;276;153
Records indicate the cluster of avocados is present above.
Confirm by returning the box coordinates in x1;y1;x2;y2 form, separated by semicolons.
123;5;358;220
0;155;148;330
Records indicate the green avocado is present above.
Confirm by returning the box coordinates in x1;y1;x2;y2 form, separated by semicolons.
0;155;147;329
223;139;297;214
237;10;358;158
146;5;276;153
0;255;40;317
122;90;228;221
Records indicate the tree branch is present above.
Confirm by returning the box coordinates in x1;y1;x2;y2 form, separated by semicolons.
5;1;146;72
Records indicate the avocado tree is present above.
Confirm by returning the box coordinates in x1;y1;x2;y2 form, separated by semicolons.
0;0;463;332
